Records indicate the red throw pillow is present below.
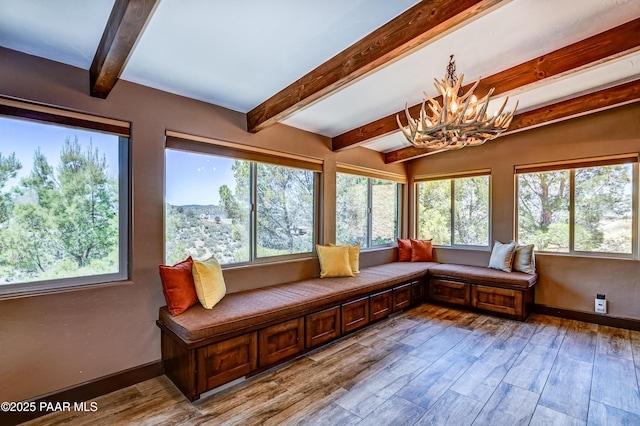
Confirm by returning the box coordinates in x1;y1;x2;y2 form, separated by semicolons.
397;238;412;262
410;238;433;262
159;256;198;316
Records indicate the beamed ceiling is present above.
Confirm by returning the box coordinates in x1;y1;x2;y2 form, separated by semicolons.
1;0;639;163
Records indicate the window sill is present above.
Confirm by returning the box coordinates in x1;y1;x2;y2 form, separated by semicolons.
0;279;135;301
221;255;316;272
432;245;492;252
533;252;638;262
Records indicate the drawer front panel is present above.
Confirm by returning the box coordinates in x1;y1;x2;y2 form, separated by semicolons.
411;280;425;305
393;283;412;312
472;285;522;317
429;278;470;306
259;318;305;367
342;297;370;334
306;306;341;349
369;290;392;322
197;332;258;393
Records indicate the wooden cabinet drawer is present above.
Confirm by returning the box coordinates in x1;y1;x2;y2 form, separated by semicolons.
369;290;392;322
306;306;341;349
411;280;425;305
429;278;470;306
259;318;305;367
393;283;412;312
197;332;257;393
472;285;522;318
342;297;369;334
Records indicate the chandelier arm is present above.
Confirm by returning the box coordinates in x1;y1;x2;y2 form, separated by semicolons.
404;103;417;133
439;90;449;126
428;103;440;117
434;79;449;97
423;91;441;109
486;97;509;127
396;114;414;141
499;100;519;129
429;116;460;133
455;93;475;126
459;78;480;103
473;87;494;125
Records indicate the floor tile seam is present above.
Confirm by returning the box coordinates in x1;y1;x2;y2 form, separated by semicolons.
540;353;593;422
526;337;563;409
591;347;640;412
362;393;425;426
589;354;640;415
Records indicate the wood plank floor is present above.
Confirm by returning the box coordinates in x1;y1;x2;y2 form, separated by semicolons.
24;303;640;425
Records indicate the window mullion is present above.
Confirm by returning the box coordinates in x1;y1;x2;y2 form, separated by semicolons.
120;136;130;277
633;163;639;258
450;179;455;245
250;162;257;262
367;178;373;248
569;169;575;253
396;183;401;240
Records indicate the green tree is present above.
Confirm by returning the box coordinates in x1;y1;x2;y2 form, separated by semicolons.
5;138;118;278
517;165;631;253
417;179;451;245
454;176;489;245
0;152;22;223
218;161;314;258
52;138;118;267
256;163;313;255
336;174;368;246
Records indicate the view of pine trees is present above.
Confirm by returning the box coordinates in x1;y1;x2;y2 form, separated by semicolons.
0;137;120;284
416;165;632;254
518;164;632;253
165;159;315;265
417;176;489;246
335;174;398;247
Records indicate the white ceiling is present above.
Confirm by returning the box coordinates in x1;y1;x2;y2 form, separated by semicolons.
0;0;639;153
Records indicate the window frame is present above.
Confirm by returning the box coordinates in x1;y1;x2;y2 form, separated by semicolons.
164;132;323;266
515;155;638;258
250;161;321;263
335;171;402;249
0;98;131;299
414;170;492;249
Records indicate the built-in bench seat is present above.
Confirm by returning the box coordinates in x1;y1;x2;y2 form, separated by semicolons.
159;262;437;345
157;261;537;401
428;263;537;320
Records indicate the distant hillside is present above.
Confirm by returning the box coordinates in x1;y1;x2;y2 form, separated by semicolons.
167;204;225;217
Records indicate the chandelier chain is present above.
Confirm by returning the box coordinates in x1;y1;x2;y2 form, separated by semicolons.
446;54;457;87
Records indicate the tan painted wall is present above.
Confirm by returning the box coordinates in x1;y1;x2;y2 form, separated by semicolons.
0;47;405;402
408;102;640;320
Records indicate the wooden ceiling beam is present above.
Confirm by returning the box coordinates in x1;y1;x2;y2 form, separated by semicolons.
246;0;507;133
384;79;640;164
90;0;158;99
335;17;640;151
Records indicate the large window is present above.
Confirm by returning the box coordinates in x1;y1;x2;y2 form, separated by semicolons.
416;173;490;247
0;110;129;296
165;149;318;265
517;157;636;255
336;173;400;247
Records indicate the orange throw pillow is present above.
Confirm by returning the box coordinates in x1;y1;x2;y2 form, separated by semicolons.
159;256;199;316
410;238;433;262
397;238;412;262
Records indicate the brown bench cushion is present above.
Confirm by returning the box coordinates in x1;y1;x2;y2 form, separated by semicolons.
428;263;537;289
159;262;437;344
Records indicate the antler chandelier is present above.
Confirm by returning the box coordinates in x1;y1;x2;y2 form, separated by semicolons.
397;55;518;150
